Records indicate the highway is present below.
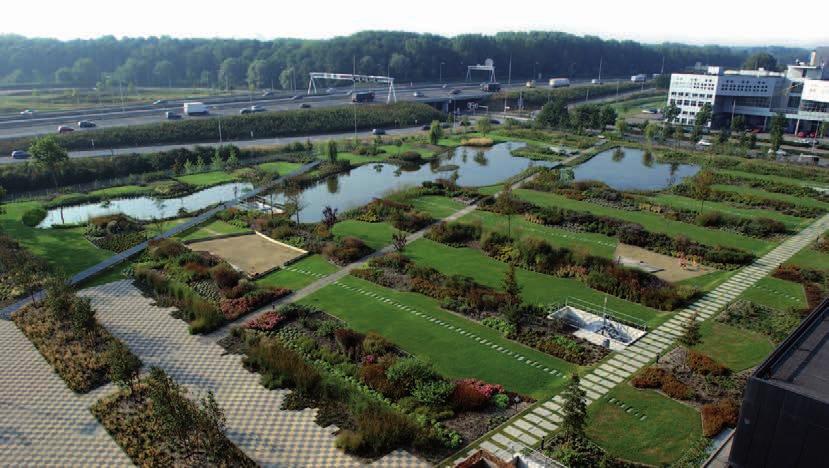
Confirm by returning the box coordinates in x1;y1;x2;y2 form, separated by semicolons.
0;78;613;140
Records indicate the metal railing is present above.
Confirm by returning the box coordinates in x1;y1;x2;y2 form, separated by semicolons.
548;296;649;332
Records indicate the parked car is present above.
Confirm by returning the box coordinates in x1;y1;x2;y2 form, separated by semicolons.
299;103;311;109
78;120;96;128
20;109;35;116
57;125;74;133
11;150;29;159
449;88;462;95
152;99;167;105
165;111;181;120
372;128;386;135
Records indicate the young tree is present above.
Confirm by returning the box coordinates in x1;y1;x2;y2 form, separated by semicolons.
644;123;657;143
29;135;69;188
284;181;306;224
148;367;196;457
600;106;617;129
692;170;715;212
392;231;408;252
770;112;786;151
195;155;206;173
731;115;745;132
718;123;731;144
476;117;492;135
495;185;519;239
502;262;522;306
615;117;627;137
198;390;229;463
107;340;141;394
692;103;712;142
679;313;702;346
326;140;338;163
560;374;588;440
663;102;680;124
225;147;240;170
321;205;338;228
210;148;224;172
70;296;96;335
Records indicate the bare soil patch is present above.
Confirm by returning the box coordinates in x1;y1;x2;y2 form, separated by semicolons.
188;233;307;277
614;243;716;283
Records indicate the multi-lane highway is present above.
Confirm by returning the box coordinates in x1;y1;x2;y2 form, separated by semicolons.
0;78;612;140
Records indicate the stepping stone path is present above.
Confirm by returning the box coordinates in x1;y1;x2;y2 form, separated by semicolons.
334;281;564;378
448;214;829;466
283;266;329;279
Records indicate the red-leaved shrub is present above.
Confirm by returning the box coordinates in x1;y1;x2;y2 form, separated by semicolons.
219;288;291;320
687;350;729;376
631;367;667;389
244;311;288;331
702;398;740;437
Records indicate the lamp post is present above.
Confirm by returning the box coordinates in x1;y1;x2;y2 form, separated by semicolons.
439;62;445;84
212;106;223;143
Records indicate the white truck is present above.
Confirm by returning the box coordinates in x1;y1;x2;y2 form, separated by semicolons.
183;102;208;116
630;74;647;83
548;78;570;88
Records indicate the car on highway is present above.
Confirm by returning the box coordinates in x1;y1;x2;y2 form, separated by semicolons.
239;108;253;114
449;88;462;95
78;120;96;128
413;91;424;97
696;139;712;148
10;150;30;159
441;84;448;89
290;95;303;100
250;105;265;113
20;109;35;116
345;90;353;96
326;88;337;94
372;128;386;135
262;90;274;97
421;124;430;130
299;103;311;109
57;125;74;133
165;111;181;120
490;119;501;125
152;99;167;105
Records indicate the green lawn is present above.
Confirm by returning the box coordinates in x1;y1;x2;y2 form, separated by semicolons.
405;239;667;328
0;201;112;275
459;210;618;258
257;161;303;175
332;220;399;250
648;193;811;230
255;254;338;290
77;265;129;289
713;184;829;211
739;276;806;311
336;143;439;165
515;188;774;255
694;321;774;371
299;275;575;399
87;185;154;198
408;196;465;219
176;219;250;242
785;244;829;271
677;270;735;292
587;383;701;466
175;170;239;187
716;168;829;189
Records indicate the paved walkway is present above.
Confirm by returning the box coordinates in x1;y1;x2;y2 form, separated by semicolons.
83;281;429;467
0;320;131;465
445;213;829;465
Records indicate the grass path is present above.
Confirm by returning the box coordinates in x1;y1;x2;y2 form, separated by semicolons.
255;255;338;290
694;321;775;371
712;184;829;211
515;188;774;254
648;193;811;230
300;275;575;399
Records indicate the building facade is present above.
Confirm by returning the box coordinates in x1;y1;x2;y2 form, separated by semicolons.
667;48;829;134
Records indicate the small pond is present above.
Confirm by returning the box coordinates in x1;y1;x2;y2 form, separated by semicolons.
39;142;552;227
38;182;254;228
571;147;700;191
277;142;558;222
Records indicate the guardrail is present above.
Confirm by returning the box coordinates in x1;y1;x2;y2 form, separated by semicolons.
550;296;649;332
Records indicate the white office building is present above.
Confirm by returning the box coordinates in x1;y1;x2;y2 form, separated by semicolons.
667;47;829;134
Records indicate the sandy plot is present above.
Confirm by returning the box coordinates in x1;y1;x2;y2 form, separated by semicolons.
189;233;307;277
613;243;716;283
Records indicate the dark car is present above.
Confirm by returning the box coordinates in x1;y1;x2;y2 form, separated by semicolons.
78;120;96;128
490;119;501;125
57;125;74;133
372;128;386;135
421;124;430;131
449;88;462;95
165;111;181;120
11;150;30;159
290;95;303;100
299;103;311;109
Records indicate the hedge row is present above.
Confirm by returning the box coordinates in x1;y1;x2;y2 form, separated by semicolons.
659;150;829;185
0;102;445;155
488;82;649;108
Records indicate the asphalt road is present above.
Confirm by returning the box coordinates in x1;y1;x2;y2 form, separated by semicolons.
0;78;611;139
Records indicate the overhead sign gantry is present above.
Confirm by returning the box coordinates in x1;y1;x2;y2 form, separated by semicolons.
466;58;496;83
307;72;397;103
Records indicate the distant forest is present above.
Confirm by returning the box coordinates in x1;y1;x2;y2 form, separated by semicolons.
0;31;808;89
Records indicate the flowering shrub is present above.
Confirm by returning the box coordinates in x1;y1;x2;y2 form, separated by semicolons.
219;288;291;321
244;311;288;332
450;379;504;410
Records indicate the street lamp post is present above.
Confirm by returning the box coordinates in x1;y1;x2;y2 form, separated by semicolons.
439;62;445;84
212;106;223;143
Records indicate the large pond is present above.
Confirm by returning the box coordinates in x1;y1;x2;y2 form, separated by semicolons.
38;182;254;228
40;142;554;227
571;147;700;191
278;142;557;222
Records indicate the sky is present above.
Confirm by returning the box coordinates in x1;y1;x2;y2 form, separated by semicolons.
2;0;827;47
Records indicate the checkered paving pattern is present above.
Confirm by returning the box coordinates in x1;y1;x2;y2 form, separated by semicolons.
0;320;131;466
84;281;430;467
447;214;829;466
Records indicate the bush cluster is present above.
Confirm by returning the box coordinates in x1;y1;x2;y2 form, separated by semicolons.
352;198;434;232
134;266;225;334
219;288;291;321
687;350;729;376
631;366;692;400
21;206;47;227
424;221;481;247
701;398;740;437
719;300;802;343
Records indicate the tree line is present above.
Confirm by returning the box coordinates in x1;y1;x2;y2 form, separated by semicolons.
0;32;806;89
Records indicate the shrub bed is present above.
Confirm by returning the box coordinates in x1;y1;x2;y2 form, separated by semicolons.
11;280;140;393
21;206;47;227
673;182;824;218
0;234;50;304
701;398;740;437
718;300;802;343
90;368;255;467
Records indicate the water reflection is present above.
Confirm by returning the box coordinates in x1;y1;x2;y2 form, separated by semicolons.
572;147;699;191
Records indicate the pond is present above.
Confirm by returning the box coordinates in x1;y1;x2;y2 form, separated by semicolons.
39;142;552;227
275;142;558;222
571;147;700;191
38;182;254;228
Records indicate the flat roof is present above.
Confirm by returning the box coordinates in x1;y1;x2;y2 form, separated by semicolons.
759;298;829;401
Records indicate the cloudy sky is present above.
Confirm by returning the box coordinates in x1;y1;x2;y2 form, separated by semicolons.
3;0;826;47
